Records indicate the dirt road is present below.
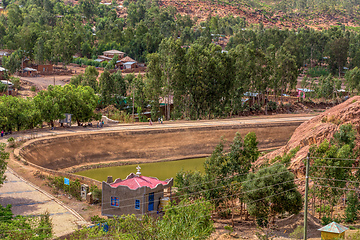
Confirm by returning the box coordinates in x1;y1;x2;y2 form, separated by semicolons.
20;76;69;90
0;114;315;145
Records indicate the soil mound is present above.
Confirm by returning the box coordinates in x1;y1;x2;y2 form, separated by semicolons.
274;213;321;238
258;96;360;176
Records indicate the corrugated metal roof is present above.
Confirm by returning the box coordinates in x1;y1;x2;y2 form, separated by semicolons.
23;67;37;71
318;222;348;234
123;61;136;65
297;88;314;93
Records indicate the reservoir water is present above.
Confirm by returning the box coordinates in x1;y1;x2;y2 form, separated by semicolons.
76;157;206;182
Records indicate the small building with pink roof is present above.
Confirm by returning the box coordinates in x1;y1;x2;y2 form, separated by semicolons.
101;166;173;217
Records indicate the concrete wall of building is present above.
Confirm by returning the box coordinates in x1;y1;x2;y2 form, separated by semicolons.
102;182;166;217
37;64;53;72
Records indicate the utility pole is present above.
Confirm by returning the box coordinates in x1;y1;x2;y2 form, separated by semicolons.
303;153;310;240
132;84;135;120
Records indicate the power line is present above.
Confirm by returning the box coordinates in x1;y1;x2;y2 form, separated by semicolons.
309;157;358;161
311;165;360;169
98;168;304;210
99;177;303;219
313;184;360;192
311;177;360;185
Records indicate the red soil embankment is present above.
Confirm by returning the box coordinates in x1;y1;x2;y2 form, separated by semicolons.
20;122;302;171
258;96;360;176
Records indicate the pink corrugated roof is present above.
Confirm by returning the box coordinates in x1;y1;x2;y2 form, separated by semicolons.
110;176;168;190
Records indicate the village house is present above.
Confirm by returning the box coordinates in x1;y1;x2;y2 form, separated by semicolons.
102;166;173;217
20;67;38;77
36;64;53;73
116;56;137;69
103;50;126;59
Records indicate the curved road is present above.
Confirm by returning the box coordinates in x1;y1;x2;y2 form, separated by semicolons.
0;114;315;237
0;114;314;144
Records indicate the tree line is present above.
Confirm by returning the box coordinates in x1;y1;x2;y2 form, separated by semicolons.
0;84;98;131
1;0;360;67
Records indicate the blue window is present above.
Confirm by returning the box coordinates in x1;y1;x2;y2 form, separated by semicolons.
111;196;119;207
135;199;140;209
148;192;154;211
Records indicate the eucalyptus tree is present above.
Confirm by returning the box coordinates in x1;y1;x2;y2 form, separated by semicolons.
309;124;357;218
327;37;350;77
274;47;298;103
345;67;360;94
147;37;185;120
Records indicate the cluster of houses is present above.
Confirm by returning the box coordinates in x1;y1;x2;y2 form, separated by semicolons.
0;49;54;79
95;50;139;70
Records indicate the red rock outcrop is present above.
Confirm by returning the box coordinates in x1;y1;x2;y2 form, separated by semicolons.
257;96;360;176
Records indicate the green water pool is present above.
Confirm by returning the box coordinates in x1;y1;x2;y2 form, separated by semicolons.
76;157;206;182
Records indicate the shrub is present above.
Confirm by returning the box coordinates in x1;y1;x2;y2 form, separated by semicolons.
11;77;21;90
348;231;360;240
30;86;36;92
48;176;82;200
0;82;7;92
344;191;360;223
267;101;277;111
219;209;231;218
7;137;16;148
224;225;233;233
90;185;102;203
90;215;106;224
289;225;303;239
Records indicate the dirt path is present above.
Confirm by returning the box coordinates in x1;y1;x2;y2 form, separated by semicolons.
19;76;69;90
0;168;87;238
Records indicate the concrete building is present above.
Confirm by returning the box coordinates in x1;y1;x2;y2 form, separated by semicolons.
102;166;173;218
36;64;53;72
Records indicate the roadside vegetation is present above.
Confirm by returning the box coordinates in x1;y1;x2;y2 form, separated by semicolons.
66;199;214;239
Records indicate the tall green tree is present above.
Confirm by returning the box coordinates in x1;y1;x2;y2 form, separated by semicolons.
33;85;65;128
62;84;99;125
2;49;23;76
345;67;360;94
243;163;302;227
327;37;349;77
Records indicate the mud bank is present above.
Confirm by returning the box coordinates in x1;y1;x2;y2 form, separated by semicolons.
20;122;302;171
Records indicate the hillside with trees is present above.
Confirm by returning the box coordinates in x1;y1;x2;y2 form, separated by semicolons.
2;0;360;123
159;0;360;30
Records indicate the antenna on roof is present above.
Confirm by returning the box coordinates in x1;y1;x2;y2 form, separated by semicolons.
136;165;141;176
